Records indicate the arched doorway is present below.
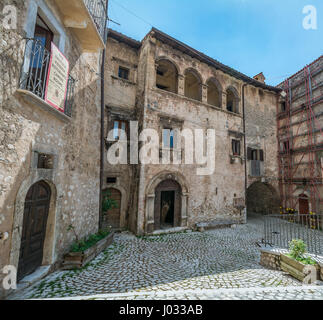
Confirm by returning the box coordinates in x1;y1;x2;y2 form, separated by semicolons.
298;194;309;214
246;182;279;215
17;181;51;281
154;180;182;230
103;188;122;229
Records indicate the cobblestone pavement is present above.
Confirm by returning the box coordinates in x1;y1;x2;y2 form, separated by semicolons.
47;286;323;300
9;214;323;300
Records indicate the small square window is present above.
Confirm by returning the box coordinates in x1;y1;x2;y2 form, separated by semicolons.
107;177;117;184
118;66;129;80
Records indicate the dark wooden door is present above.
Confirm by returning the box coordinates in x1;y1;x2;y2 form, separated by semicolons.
17;181;51;281
299;194;309;215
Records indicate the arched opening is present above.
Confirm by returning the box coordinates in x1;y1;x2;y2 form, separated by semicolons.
17;181;51;281
103;188;122;229
207;78;221;107
226;87;239;113
156;59;178;93
246;182;279;216
154;179;182;230
184;69;202;101
298;194;309;214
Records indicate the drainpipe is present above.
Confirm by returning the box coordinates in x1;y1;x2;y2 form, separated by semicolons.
242;83;248;223
99;2;109;230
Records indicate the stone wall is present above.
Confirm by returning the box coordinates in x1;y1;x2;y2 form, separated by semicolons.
0;0;102;298
260;249;282;271
104;29;280;235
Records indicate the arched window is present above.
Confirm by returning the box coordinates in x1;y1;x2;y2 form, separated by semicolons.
184;69;202;101
156;59;178;94
226;87;239;113
207;78;222;107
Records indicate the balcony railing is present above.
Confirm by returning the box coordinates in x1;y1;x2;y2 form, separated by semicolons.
19;38;75;117
84;0;107;41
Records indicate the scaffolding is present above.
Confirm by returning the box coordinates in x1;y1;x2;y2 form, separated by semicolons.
277;55;323;214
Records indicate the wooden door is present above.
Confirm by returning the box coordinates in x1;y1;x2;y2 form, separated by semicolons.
299;194;309;215
18;181;51;281
104;188;121;228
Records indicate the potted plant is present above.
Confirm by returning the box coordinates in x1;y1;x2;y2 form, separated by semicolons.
62;227;114;270
280;239;320;283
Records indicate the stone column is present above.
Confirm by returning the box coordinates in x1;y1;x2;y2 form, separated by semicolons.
181;193;188;227
202;84;208;104
146;194;155;233
178;74;185;95
222;91;227;109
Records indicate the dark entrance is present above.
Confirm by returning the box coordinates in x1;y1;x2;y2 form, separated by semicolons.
18;181;51;281
299;194;309;215
154;179;181;230
160;191;175;228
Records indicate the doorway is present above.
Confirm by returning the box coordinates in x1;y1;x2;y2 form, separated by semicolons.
154;179;181;231
160;191;175;228
299;194;309;215
17;181;51;281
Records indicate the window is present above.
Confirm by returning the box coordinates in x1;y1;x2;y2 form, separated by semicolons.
118;66;129;80
247;148;264;161
232;140;241;156
113;120;128;140
281;101;286;112
226;88;239;114
107;177;117;184
163;129;175;149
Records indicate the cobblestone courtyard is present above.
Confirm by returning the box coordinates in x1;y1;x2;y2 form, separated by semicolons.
9;214;323;300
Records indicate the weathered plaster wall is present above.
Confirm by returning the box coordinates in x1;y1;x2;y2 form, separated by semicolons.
0;0;101;298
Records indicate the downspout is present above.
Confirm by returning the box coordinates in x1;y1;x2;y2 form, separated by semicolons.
242;83;248;223
99;2;109;230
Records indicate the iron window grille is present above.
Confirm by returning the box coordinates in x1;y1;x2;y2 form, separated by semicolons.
84;0;107;40
19;38;75;117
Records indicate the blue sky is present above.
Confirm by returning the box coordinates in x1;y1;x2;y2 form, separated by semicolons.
108;0;322;86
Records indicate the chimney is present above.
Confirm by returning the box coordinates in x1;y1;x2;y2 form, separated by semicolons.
253;72;266;84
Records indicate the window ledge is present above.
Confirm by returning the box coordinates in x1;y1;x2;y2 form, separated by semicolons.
111;75;136;86
17;89;71;123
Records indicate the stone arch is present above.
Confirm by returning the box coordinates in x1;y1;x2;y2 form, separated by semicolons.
155;57;179;94
9;176;58;278
102;184;127;229
184;68;203;101
206;77;223;107
145;171;189;233
226;85;240;113
246;182;279;215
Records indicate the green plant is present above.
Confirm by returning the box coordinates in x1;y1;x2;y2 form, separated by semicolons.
289;239;306;259
287;239;317;265
102;190;118;213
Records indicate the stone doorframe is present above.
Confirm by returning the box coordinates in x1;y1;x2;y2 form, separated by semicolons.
9;172;58;277
145;171;189;233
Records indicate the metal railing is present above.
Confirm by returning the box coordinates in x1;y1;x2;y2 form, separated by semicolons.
19;38;75;117
264;213;323;255
84;0;107;40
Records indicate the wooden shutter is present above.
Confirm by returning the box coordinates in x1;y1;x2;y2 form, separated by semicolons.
259;149;264;161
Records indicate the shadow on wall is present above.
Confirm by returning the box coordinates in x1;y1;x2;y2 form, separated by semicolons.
246;182;280;215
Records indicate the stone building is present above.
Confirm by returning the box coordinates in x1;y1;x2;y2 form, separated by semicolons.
0;0;107;298
277;56;323;215
103;28;282;235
